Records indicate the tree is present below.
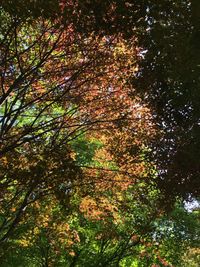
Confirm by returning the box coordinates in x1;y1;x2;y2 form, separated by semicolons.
2;2;199;202
60;0;200;203
0;4;141;243
132;0;200;203
0;2;199;266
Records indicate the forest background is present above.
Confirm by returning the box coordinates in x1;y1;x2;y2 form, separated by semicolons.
0;1;199;266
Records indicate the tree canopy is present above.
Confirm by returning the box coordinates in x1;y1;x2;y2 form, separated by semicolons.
0;1;199;266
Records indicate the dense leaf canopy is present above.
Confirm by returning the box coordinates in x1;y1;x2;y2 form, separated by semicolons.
0;1;199;266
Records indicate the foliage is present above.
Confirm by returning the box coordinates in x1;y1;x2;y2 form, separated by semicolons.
0;1;199;266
